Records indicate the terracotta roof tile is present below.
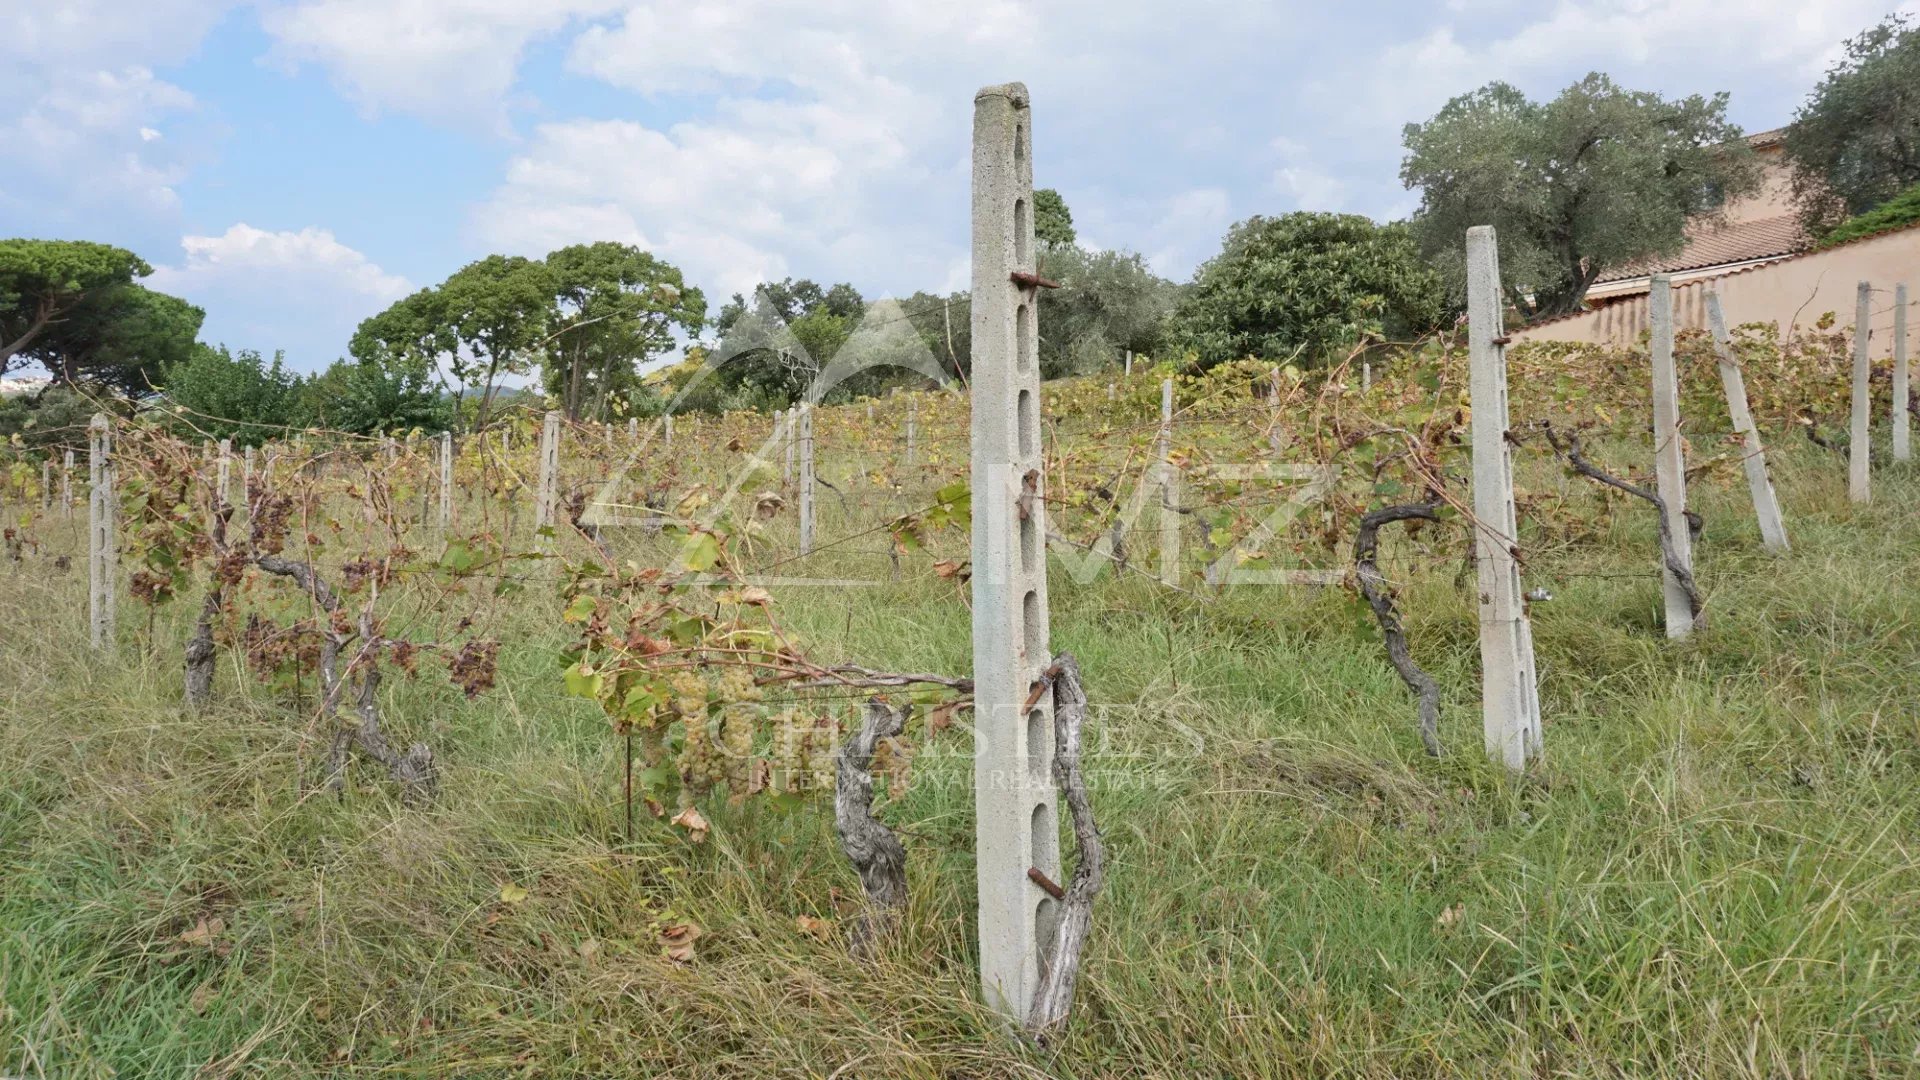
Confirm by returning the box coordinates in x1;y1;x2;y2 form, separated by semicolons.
1594;213;1807;284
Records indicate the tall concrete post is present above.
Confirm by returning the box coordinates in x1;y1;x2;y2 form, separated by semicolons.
969;82;1058;1023
1465;227;1542;770
216;439;232;513
1157;378;1180;586
1893;283;1909;463
1650;275;1696;638
41;460;51;511
88;414;116;651
439;431;454;532
535;410;561;538
1706;293;1788;552
241;446;254;510
62;449;74;517
665;414;674;448
797;403;815;556
1850;281;1873;503
628;416;639;442
906;396;918;471
782;409;796;488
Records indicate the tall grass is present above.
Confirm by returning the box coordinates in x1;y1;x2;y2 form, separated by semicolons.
2;420;1918;1078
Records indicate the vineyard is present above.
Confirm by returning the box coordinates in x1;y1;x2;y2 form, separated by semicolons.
4;280;1920;1075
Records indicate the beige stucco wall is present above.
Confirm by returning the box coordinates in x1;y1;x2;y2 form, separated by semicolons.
1724;144;1796;225
1513;224;1920;348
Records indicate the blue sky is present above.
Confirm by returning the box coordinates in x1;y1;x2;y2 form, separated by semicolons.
5;0;1915;372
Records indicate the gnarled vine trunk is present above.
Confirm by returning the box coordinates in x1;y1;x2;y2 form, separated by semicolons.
254;554;437;803
833;700;910;957
1540;422;1704;627
1353;503;1445;756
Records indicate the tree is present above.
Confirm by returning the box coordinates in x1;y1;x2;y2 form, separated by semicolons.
1401;75;1760;321
0;385;100;455
713;278;863;334
1784;15;1920;235
293;353;450;435
1034;188;1076;248
350;288;460;406
27;285;203;394
162;344;301;444
1816;181;1920;249
1169;213;1448;370
541;242;705;422
1037;245;1176;377
0;240;158;377
439;255;553;430
709;279;866;402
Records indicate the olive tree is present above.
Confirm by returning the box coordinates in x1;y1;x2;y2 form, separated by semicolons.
1785;15;1920;235
1401;74;1759;321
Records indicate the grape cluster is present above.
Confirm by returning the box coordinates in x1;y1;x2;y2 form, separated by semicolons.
768;708;837;794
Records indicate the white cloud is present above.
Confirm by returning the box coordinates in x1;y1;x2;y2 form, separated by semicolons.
1357;0;1920;142
261;0;624;127
154;224;412;299
148;225;413;363
0;66;198;223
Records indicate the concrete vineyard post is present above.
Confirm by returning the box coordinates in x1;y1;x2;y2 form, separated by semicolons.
1706;292;1789;552
906;397;918;471
1890;278;1909;461
1157;378;1179;586
88;413;117;651
1850;281;1872;503
969;81;1059;1023
797;403;815;556
241;446;254;512
216;439;232;514
62;449;74;517
1650;276;1696;638
1465;227;1542;770
535;410;561;540
439;432;454;532
41;461;51;511
665;414;674;448
1362;362;1372;392
628;417;638;443
783;409;796;488
1124;349;1133;376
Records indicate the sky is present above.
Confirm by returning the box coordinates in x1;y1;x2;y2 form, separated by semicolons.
4;0;1916;373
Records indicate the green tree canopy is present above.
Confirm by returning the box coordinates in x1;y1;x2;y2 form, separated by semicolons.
293;353;450;435
713;278;863;334
1034;188;1076;248
709;279;867;403
1816;180;1920;249
0;239;162;379
1037;245;1176;377
1169;213;1447;370
27;285;204;394
162;345;302;444
439;255;553;430
1785;15;1920;235
1401;74;1759;321
541;242;705;422
0;385;100;455
350;288;458;382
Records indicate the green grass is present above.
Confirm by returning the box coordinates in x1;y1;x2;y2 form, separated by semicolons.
3;423;1919;1078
